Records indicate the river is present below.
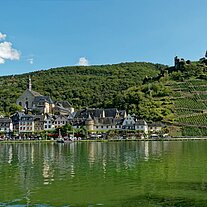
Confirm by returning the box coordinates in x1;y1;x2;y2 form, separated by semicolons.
0;141;207;207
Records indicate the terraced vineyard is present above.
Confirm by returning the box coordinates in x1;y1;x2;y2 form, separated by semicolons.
170;79;207;136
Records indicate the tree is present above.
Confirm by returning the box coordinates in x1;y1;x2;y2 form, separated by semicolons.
61;123;74;135
9;104;22;115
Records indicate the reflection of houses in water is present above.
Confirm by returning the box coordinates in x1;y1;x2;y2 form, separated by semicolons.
42;159;54;185
42;144;55;185
144;141;149;161
69;142;76;178
8;145;13;164
88;142;96;165
139;141;171;160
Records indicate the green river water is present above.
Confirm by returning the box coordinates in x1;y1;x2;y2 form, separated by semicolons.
0;141;207;207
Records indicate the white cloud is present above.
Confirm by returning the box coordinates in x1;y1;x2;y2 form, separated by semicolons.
27;58;34;64
0;32;6;40
0;41;20;64
78;57;89;66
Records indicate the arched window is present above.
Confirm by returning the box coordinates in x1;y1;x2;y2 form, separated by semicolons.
25;101;29;109
19;102;22;106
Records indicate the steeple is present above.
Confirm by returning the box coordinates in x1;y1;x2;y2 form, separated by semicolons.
28;76;32;91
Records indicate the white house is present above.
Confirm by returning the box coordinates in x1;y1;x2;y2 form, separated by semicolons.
0;118;13;133
135;120;148;134
53;115;68;128
122;114;136;130
19;114;34;133
44;114;55;131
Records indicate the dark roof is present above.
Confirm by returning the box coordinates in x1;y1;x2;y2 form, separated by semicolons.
34;115;44;121
86;114;93;121
75;108;123;119
20;114;34;121
53;105;70;112
104;108;118;118
0;118;12;123
27;89;42;97
94;117;123;125
55;101;72;108
74;109;87;119
33;96;53;104
44;113;54;120
118;110;127;118
135;120;147;126
87;109;104;118
53;114;68;120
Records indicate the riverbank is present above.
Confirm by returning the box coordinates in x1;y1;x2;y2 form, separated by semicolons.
1;137;207;143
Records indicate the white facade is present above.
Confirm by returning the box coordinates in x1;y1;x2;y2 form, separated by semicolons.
135;123;148;134
44;116;55;131
0;119;13;133
94;125;120;131
19;117;34;133
122;114;135;126
54;115;68;128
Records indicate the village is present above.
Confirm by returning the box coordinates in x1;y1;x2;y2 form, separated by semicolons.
0;77;166;140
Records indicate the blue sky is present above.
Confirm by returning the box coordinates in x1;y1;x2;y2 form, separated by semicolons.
0;0;207;75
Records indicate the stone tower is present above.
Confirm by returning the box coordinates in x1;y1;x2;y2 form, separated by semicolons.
85;114;94;131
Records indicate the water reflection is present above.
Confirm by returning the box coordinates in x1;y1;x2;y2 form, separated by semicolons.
1;141;206;206
0;141;172;185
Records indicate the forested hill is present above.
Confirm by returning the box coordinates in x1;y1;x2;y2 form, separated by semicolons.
2;56;207;136
0;62;164;115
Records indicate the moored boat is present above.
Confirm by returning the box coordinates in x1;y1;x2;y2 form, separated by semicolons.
56;129;64;143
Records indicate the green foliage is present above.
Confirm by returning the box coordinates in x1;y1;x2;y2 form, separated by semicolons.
61;123;74;134
0;62;161;115
112;83;174;122
182;126;207;136
1;58;207;137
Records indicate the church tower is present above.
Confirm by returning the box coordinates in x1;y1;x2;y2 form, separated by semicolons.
28;76;32;91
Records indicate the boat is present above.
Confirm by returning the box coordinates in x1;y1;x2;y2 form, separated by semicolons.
56;129;64;143
56;137;64;143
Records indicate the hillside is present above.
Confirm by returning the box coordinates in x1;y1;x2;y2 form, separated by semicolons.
166;57;207;136
0;62;163;115
2;56;207;136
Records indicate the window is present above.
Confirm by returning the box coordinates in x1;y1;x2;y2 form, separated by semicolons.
25;101;29;109
45;125;47;129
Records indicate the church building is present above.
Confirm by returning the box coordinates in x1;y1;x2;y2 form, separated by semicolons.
16;77;54;114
